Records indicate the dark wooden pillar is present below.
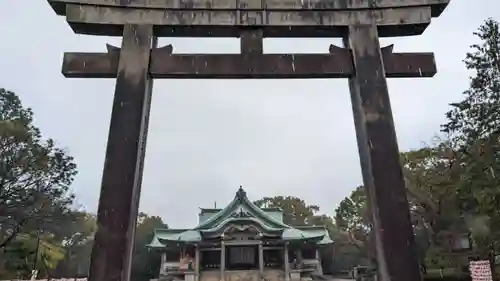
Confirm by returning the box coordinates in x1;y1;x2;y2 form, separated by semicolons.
344;24;422;281
220;241;226;281
284;244;290;281
258;242;264;276
195;245;200;281
88;24;155;281
240;29;263;54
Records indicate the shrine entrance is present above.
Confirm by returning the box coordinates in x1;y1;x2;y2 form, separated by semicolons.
46;1;452;281
227;246;259;270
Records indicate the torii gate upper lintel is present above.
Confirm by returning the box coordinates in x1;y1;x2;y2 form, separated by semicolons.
49;0;449;37
46;1;450;281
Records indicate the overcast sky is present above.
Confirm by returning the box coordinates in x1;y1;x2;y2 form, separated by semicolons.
0;1;496;229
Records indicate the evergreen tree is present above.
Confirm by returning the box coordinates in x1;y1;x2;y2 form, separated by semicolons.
442;18;500;259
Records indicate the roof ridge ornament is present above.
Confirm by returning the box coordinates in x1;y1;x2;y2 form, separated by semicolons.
236;185;246;201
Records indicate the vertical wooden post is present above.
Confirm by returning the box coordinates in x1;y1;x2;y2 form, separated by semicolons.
220;242;225;281
87;24;154;281
195;246;200;281
295;250;302;263
240;30;263;76
284;244;290;281
344;24;421;281
240;30;263;54
259;242;264;277
315;249;322;275
160;252;166;276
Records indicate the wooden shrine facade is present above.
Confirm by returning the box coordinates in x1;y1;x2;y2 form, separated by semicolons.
149;188;332;281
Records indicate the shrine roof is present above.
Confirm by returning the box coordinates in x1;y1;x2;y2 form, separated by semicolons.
199;205;284;224
194;187;289;230
199;207;283;213
292;226;334;244
147;187;333;247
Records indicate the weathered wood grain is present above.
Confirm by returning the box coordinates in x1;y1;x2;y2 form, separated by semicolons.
48;0;449;15
345;23;422;281
61;44;436;79
66;4;431;26
87;24;154;281
240;30;263;54
64;4;432;37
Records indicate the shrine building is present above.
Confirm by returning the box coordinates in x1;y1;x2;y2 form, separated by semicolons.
148;187;333;281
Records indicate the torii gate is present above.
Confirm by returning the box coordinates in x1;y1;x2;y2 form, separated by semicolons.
46;1;450;281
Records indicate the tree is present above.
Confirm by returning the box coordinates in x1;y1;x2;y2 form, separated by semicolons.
441;18;500;258
45;211;165;279
402;143;462;238
334;186;374;266
335;144;467;271
2;232;65;279
253;196;333;227
131;213;168;281
401;143;464;270
0;88;78;249
51;211;97;278
254;196;338;274
442;18;500;146
335;186;370;243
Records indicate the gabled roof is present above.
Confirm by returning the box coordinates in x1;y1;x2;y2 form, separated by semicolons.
195;187;288;230
148;187;334;247
198;206;284;224
199;207;283;213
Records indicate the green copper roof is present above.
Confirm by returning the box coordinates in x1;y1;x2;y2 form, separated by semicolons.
148;187;333;247
195;187;288;230
148;229;202;246
199;207;284;224
295;226;334;244
201;217;284;233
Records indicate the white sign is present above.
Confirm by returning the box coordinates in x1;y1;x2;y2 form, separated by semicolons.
470;260;493;281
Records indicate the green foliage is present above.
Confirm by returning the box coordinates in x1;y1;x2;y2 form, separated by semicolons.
253;196;336;238
0;88;78;249
2;233;65;279
441;18;500;216
441;18;500;257
131;213;168;281
254;196;340;274
403;143;464;239
335;143;467;270
442;18;500;145
0;88;78;278
335;186;369;241
47;212;167;280
334;186;373;266
254;196;320;226
51;212;97;278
